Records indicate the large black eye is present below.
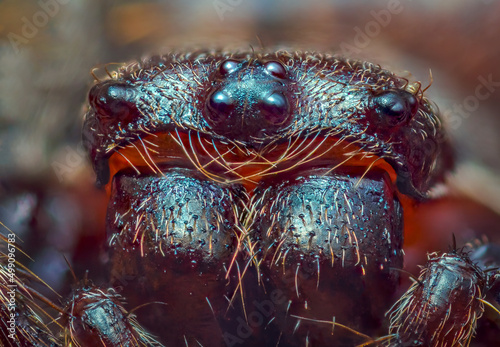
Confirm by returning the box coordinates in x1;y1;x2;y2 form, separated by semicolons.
219;59;239;76
372;90;419;125
206;90;235;123
259;92;289;125
264;61;287;79
89;82;137;121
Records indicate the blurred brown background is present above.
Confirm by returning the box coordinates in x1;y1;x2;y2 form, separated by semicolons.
0;0;499;289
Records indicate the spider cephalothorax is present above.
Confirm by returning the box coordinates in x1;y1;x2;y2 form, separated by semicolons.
79;50;454;345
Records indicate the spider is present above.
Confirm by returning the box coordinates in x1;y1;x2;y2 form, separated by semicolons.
1;49;499;346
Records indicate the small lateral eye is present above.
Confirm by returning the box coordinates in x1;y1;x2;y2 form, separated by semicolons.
264;61;287;79
219;60;239;76
206;90;235;123
372;90;419;125
89;82;137;120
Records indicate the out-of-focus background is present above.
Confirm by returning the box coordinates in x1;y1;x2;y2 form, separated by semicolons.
0;0;499;296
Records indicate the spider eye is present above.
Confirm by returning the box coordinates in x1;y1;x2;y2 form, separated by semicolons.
219;59;239;76
372;90;419;125
206;90;235;123
264;61;287;79
260;92;289;125
89;82;138;121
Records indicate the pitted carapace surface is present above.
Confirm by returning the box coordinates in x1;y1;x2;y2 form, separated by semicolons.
81;50;455;346
83;50;452;197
